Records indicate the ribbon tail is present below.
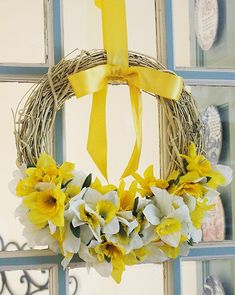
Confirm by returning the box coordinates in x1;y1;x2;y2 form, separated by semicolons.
87;85;108;181
121;85;142;178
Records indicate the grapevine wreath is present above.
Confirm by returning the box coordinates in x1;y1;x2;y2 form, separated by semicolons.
12;0;232;283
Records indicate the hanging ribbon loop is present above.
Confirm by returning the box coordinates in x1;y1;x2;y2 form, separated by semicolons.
68;0;183;181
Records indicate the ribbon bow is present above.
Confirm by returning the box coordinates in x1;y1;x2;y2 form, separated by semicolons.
68;0;183;181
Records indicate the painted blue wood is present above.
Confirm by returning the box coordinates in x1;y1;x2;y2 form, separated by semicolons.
165;0;175;70
175;69;235;82
173;258;181;295
53;0;64;64
0;66;48;75
0;254;63;267
58;264;68;295
53;0;64;164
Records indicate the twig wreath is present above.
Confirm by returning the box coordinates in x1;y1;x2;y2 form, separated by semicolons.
12;0;232;283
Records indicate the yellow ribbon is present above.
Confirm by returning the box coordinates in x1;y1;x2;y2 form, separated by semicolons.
68;0;183;181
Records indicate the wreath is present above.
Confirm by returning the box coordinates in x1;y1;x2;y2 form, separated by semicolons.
11;0;232;283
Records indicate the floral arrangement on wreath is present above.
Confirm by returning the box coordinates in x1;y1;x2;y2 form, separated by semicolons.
11;0;233;284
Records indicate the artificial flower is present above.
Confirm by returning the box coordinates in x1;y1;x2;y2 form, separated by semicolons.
133;165;169;196
117;180;137;211
23;183;66;229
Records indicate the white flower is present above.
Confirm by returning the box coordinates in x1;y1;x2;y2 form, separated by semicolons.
143;187;191;248
79;241;112;278
213;164;233;186
8;164;27;195
70;170;87;187
106;215;143;253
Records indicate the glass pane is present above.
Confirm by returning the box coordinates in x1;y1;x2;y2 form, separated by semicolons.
0;0;45;63
0;83;36;250
63;0;157;57
189;85;235;241
69;264;163;295
172;0;235;69
181;259;235;295
0;268;49;294
64;87;159;183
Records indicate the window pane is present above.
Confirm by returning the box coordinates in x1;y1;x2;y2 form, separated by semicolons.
69;264;164;295
189;85;235;241
181;259;235;295
63;0;157;57
0;83;33;249
172;0;235;69
0;0;45;63
0;268;49;294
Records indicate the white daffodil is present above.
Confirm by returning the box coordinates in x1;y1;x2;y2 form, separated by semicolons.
83;188;120;235
79;241;113;278
106;215;143;253
64;188;101;241
69;170;87;187
15;204;60;253
61;222;94;268
143;187;191;248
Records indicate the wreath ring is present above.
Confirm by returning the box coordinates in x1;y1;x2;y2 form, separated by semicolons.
14;49;204;176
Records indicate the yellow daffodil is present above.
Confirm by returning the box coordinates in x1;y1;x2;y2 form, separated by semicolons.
169;182;207;199
16;154;74;197
206;170;226;189
90;240;126;283
133;165;168;197
117;180;137;211
64;184;81;203
190;199;215;229
16;178;36;197
23;185;65;228
91;177;116;194
124;247;148;265
180;143;211;176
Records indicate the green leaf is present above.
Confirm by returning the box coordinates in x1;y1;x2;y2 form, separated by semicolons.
61;178;73;189
104;255;111;263
132;197;139;217
70;223;80;239
27;163;36;168
82;173;92;189
187;238;194;246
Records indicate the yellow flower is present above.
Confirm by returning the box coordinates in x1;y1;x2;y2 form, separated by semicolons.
190;199;215;229
155;218;181;236
64;184;81;203
16;178;36;197
169;182;207;199
23;185;66;228
180;143;211;176
95;200;117;223
124;247;148;265
92;240;126;283
206;170;226;189
133;165;168;197
159;235;187;258
29;154;74;185
117;180;137;211
91;177;116;194
79;204;99;229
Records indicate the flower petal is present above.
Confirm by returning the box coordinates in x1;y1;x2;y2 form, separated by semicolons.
143;204;160;225
102;217;119;234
